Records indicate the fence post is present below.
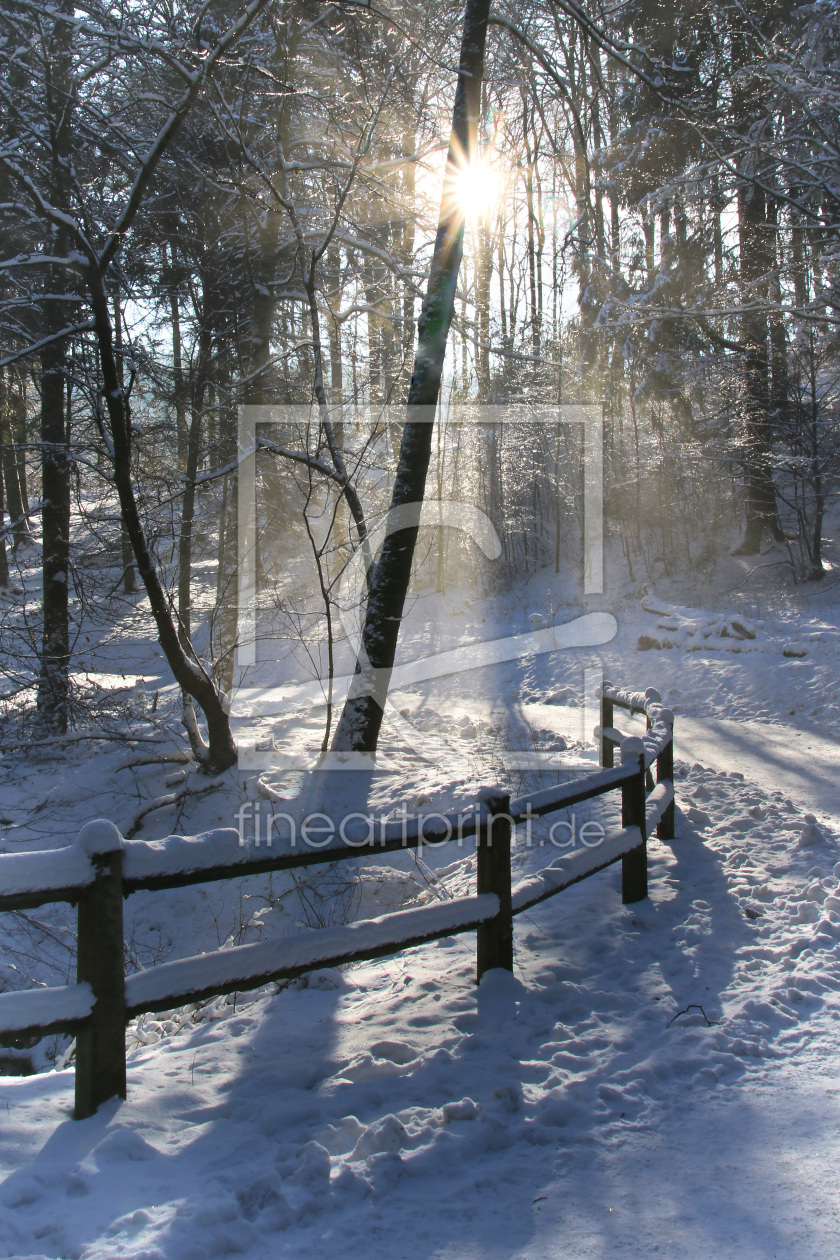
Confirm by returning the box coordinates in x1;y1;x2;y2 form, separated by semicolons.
599;681;614;769
620;738;647;904
643;689;660;790
656;709;675;840
476;791;513;981
74;820;126;1120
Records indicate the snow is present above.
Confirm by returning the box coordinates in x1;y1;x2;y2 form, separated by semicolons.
601;683;653;711
673;717;840;815
645;780;674;831
2;571;840;1257
122;828;253;883
235;611;619;718
0;982;93;1035
509;762;633;819
125;895;499;1014
594;721;630;744
0;843;93;905
642;718;674;768
77;819;122;857
121;805;490;885
4;762;840;1258
511;825;643;912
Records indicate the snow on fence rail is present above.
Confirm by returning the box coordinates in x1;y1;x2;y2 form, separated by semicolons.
0;681;674;1120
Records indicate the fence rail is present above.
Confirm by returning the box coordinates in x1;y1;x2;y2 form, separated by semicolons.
0;681;675;1119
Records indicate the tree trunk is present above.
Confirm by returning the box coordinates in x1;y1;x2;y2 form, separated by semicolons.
0;411;8;588
178;288;213;652
0;369;29;550
475;214;493;400
168;244;189;472
326;248;344;406
400;126;417;369
522;94;542;361
37;335;71;730
113;297;137;594
331;0;493;755
88;265;236;771
12;370;29;522
807;329;825;579
733;177;783;554
36;2;74;732
730;21;785;556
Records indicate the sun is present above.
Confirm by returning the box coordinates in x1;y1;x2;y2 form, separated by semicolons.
453;161;498;222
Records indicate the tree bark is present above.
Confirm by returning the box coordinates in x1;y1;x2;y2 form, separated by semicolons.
730;20;786;556
169;248;189;472
733;177;784;554
177;316;211;651
0;404;8;587
331;0;493;755
88;265;236;771
36;2;74;732
0;369;29;550
113;296;136;594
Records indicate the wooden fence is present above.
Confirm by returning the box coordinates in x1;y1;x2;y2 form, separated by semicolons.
0;682;674;1119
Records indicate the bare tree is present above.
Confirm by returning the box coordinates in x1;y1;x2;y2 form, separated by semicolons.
0;0;273;766
330;0;494;757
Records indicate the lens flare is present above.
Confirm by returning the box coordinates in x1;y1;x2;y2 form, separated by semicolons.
453;162;498;221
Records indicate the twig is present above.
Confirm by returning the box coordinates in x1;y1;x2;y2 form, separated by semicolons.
0;731;170;751
126;778;224;838
116;749;194;772
411;853;453;901
667;1003;718;1027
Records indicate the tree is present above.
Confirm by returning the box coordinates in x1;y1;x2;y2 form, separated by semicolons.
330;0;495;757
0;0;273;765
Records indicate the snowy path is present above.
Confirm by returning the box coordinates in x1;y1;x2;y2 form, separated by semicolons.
675;717;840;818
496;1058;840;1260
2;591;840;1258
2;761;839;1259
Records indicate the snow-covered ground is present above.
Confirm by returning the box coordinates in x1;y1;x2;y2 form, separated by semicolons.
1;553;839;1258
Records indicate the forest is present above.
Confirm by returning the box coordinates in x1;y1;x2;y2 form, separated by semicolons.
1;4;840;1254
0;0;837;766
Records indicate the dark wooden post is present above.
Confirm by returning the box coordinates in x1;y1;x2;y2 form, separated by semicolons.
74;820;126;1119
656;708;675;840
600;681;614;769
476;791;513;981
620;738;647;904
